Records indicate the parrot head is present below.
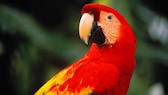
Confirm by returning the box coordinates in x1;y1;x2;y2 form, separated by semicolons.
79;3;136;47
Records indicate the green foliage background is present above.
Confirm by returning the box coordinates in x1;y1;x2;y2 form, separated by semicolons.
0;0;168;95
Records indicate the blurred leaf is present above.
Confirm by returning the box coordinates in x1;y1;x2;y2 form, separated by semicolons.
0;4;88;95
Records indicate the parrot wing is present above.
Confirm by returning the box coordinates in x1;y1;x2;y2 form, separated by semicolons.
34;57;119;95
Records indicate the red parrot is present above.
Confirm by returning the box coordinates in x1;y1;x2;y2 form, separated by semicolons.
35;3;136;95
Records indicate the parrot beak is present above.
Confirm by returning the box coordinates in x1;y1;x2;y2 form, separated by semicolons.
79;13;106;46
79;13;94;45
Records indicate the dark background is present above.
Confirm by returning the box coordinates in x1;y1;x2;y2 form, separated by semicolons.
0;0;168;95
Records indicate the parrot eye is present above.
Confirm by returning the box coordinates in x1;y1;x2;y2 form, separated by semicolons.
107;15;112;20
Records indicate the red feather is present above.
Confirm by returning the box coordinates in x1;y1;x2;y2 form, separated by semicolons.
35;3;136;95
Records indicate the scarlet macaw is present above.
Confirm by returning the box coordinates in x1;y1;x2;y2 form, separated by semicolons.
35;3;136;95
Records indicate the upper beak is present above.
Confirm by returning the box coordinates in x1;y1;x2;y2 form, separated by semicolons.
79;13;94;45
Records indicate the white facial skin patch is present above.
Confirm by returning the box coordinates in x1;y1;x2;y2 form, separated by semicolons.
98;11;121;45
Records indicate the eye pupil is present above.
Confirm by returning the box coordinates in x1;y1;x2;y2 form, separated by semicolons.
108;15;112;20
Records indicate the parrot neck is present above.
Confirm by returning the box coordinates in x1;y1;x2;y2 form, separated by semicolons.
86;43;135;63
